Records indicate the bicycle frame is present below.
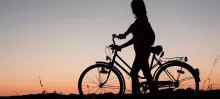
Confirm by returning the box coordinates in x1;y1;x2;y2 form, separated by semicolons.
100;41;165;86
109;50;162;79
101;49;189;90
101;35;180;87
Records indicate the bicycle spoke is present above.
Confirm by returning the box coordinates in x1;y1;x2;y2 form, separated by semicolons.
88;68;99;84
102;86;120;89
164;69;177;82
84;75;99;85
179;77;194;82
82;85;98;89
98;67;102;84
102;87;116;93
95;88;101;94
158;69;176;82
82;86;99;94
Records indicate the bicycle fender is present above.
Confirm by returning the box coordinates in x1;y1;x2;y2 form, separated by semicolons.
95;61;124;78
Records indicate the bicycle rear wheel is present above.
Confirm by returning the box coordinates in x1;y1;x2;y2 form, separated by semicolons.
78;64;124;97
154;62;199;99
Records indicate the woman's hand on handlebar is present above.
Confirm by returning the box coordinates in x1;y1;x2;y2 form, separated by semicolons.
118;34;126;39
112;34;126;39
109;44;122;51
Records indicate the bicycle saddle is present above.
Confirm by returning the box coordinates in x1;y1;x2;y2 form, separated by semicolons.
150;45;163;55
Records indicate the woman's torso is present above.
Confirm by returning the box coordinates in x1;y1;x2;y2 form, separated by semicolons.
132;16;155;47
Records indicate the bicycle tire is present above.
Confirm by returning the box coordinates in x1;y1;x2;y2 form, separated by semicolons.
78;64;124;97
154;61;199;99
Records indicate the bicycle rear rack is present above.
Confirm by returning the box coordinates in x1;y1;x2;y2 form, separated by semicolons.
160;57;188;62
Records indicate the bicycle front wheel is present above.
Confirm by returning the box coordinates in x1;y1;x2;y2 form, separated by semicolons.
154;62;199;99
78;64;124;96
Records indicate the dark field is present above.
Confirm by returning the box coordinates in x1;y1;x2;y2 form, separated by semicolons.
1;90;220;99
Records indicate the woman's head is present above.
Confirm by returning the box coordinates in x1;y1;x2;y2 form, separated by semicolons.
131;0;146;18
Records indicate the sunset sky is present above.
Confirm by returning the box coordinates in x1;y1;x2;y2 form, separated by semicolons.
1;0;220;96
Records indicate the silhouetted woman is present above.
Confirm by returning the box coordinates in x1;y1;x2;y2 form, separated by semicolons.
114;0;158;98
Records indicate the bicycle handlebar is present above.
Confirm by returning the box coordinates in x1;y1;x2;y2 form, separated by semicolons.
109;34;121;52
112;34;119;46
112;34;116;46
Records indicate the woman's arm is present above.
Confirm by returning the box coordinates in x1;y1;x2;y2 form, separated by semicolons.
120;38;133;48
118;24;134;39
117;23;135;49
124;24;134;36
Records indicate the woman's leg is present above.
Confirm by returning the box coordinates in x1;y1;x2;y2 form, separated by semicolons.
130;55;141;97
140;49;159;98
131;46;151;97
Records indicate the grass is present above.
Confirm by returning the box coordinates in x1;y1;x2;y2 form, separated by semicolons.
1;90;220;99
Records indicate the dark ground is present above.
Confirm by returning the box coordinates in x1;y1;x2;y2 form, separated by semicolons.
1;90;220;99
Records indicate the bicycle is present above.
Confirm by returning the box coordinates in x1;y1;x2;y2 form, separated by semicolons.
78;34;200;99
